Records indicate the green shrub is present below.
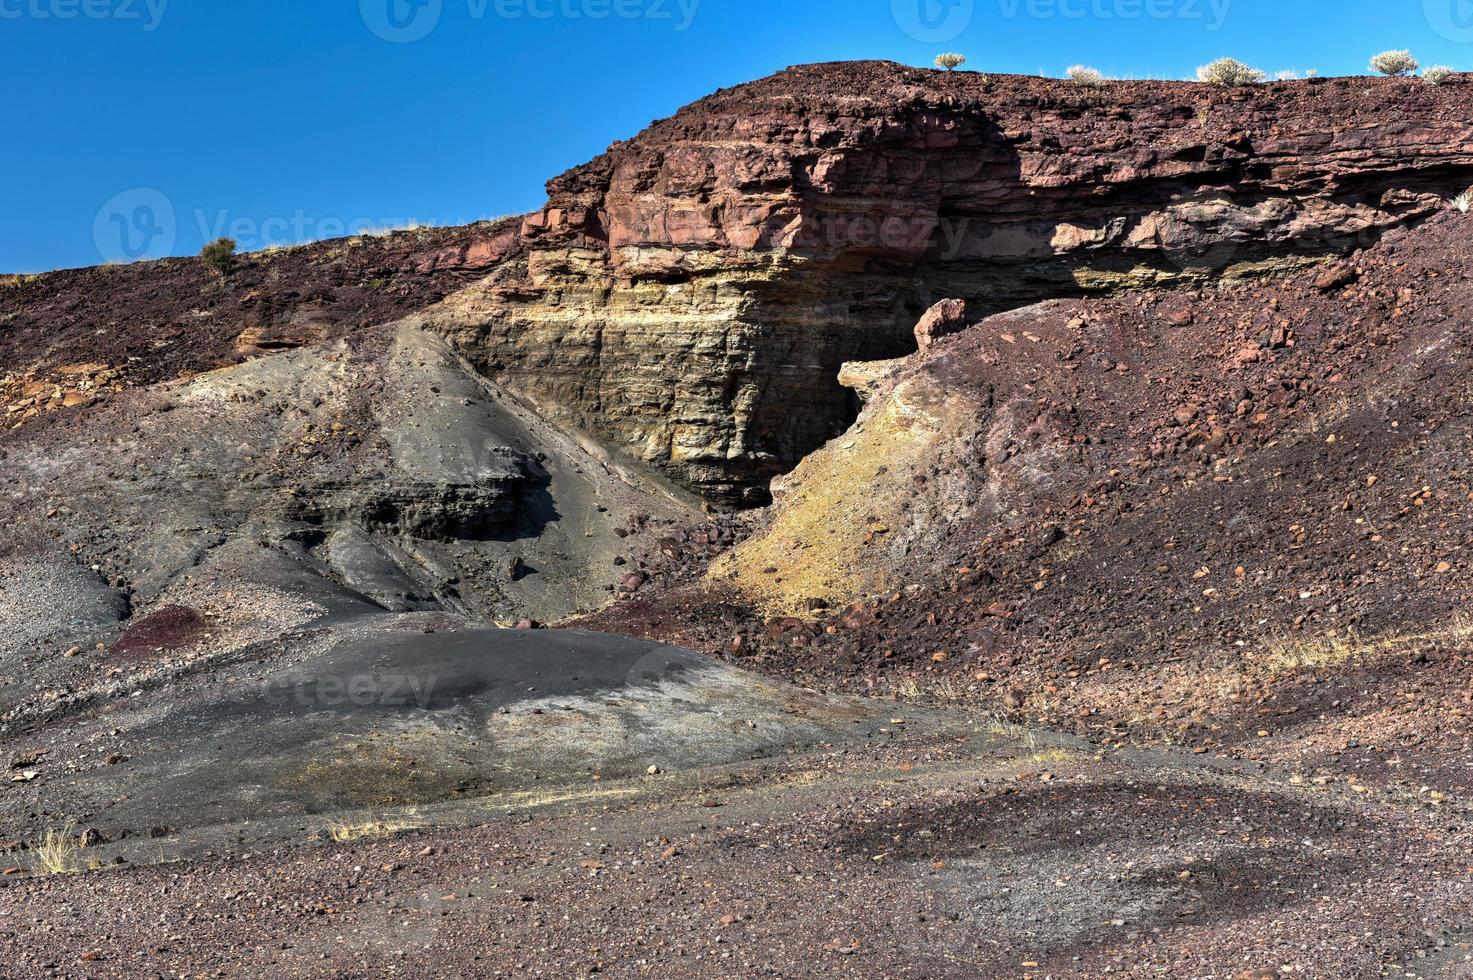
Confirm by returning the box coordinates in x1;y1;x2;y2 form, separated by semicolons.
935;53;965;72
201;237;237;275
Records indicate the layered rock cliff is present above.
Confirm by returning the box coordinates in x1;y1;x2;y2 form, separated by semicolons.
583;210;1473;770
422;61;1473;503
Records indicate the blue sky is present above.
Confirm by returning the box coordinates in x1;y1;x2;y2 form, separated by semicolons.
5;0;1471;271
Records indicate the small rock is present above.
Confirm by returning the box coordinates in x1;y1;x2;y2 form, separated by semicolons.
1312;264;1357;292
913;298;969;350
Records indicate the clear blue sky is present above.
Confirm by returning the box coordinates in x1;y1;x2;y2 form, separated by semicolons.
5;0;1470;271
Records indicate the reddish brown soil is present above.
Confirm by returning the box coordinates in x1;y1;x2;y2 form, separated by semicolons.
109;606;209;663
581;212;1473;795
0;218;521;389
6;61;1473;980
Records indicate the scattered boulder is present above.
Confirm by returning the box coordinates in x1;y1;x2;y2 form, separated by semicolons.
913;299;969;350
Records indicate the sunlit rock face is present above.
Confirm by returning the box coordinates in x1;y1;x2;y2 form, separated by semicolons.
422;61;1473;504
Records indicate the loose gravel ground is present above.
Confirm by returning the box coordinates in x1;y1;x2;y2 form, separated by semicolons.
2;725;1467;979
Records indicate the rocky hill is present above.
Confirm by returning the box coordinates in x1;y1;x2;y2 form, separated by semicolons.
428;61;1473;502
10;63;1473;507
3;62;1473;978
586;207;1473;786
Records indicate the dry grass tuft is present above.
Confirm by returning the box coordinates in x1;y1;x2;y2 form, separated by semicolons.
1019;747;1077;766
321;813;421;843
31;826;100;876
984;713;1042;750
1266;617;1473;673
1424;65;1455;86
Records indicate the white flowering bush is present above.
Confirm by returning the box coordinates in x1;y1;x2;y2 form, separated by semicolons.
1066;65;1104;87
935;53;966;72
1196;58;1265;86
1369;50;1419;76
1424;65;1455;86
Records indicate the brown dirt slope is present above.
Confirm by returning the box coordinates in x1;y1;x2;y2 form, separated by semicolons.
0;218;521;417
581;209;1473;794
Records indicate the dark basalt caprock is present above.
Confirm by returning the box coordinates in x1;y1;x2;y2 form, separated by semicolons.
424;61;1473;503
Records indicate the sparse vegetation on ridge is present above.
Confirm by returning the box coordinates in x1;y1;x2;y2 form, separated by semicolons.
1066;65;1104;87
200;236;238;275
1423;65;1455;86
1196;57;1265;86
11;55;1473;979
1369;49;1419;76
934;53;965;72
